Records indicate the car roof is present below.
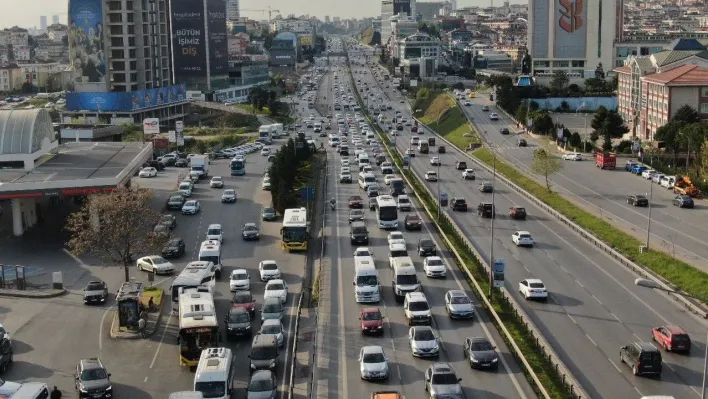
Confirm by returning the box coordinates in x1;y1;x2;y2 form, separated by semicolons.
261;318;281;327
361;307;380;313
516;231;531;235
79;357;104;370
525;278;544;284
208;224;222;229
362;345;384;354
251;369;274;381
634;342;659;351
228;307;248;315
430;362;455;373
663;325;688;334
244;223;257;228
230;269;247;275
266;279;284;285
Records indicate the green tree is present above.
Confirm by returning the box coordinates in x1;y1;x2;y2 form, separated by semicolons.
654;120;685;163
698;140;708;180
591;106;609;131
584;77;604;92
550;70;569;93
595;63;605;79
531;111;554;135
416;87;430;100
531;149;563;190
673;105;700;124
515;102;529;125
268;137;312;214
569;132;582;148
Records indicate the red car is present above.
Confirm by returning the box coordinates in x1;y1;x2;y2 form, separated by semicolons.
232;291;256;319
652;325;691;353
359;307;384;335
348;195;363;209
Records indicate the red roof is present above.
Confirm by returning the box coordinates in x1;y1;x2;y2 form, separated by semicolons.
642;64;708;85
614;65;631;74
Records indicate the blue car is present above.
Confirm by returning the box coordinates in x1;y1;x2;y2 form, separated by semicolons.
631;164;647;175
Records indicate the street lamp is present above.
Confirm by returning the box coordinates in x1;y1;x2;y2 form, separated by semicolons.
437;155;441;221
576;102;589;153
645;177;654;251
635;278;707;399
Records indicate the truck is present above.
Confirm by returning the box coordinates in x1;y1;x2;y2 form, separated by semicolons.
418;141;429;153
270;123;284;138
595;152;616;169
411;120;419;133
258;125;273;144
674;176;703;198
190;155;209;179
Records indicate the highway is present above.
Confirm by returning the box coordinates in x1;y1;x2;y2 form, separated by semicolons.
310;50;536;399
460;95;708;269
353;43;708;398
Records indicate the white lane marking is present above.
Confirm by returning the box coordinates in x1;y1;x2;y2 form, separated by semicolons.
143;376;148;383
567;314;578;324
149;312;173;369
332;151;350;399
610;313;622;323
592;294;602;305
585;333;598;347
98;305;116;350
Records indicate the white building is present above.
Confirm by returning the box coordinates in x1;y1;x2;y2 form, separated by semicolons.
398;32;440;62
0;28;29;48
389;16;419;58
226;0;240;22
272;18;312;35
381;0;416;46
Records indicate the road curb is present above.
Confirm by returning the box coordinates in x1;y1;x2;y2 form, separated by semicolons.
0;288;67;298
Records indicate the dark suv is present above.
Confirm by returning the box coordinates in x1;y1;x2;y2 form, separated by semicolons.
451;198;468;212
75;358;113;398
350;222;369;245
455;161;467;170
619;342;662;376
83;281;108;305
477;203;495;218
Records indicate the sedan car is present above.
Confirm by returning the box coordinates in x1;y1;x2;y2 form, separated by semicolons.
259;319;285;348
384;174;396;185
430;157;441;166
489;113;499;120
511;231;534;247
445;290;474;319
340;173;352;183
210;176;224;188
404;214;423;231
387;232;406;246
464;337;499;369
229;269;251;291
409;326;440;358
423;256;446;278
221;189;236;203
359;346;389;381
424;171;438;181
261;206;277;221
264;279;288;304
161;238;185;258
673;195;694;208
181;200;200;215
519;278;548;301
349;209;365;223
478;181;493;193
417;238;437;256
462;169;476;180
136;255;175;275
139;167;157;178
360;307;384;335
348;195;363;208
626;194;649;207
259;260;281;281
562;152;583;161
425;363;464;399
242;223;260;240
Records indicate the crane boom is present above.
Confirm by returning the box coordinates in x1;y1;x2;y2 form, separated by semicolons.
240;6;280;21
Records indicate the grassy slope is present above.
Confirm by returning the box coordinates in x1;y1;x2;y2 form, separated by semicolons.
416;93;480;149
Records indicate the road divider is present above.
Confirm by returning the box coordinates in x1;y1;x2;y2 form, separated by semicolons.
347;67;587;399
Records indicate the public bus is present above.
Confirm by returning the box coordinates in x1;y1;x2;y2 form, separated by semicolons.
178;288;219;367
376;195;399;229
281;208;308;251
170;261;216;314
230;157;245;176
468;92;476;98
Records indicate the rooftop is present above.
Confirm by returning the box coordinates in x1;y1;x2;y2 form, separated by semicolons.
642;64;708;85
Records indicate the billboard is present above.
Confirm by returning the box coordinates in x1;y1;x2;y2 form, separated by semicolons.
68;0;106;87
170;0;206;79
298;34;313;47
393;0;411;15
143;118;160;134
554;0;586;59
207;0;229;77
227;34;248;58
66;84;187;112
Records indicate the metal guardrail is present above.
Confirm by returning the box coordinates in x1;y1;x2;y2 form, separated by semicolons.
453;101;708;319
287;292;304;398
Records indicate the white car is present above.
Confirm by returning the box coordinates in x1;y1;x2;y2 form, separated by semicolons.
362;165;374;174
512;231;534;247
424;171;438;181
221;189;236;203
423;256;447;277
353;247;374;258
341;166;351;174
519;278;548;300
430;157;440;166
462;169;476;180
264;279;288;304
206;223;223;243
384;174;396;185
262;177;272;190
139;167;157;178
408;326;440;358
181;200;200;215
359;346;389;380
642;169;657;179
259;260;281;281
463;101;472;106
210;176;224;188
229;269;250;291
489;113;499;120
136;255;175;275
259;319;285;347
562;152;582;161
341;159;350;167
387;232;406;246
0;323;10;343
261;147;271;156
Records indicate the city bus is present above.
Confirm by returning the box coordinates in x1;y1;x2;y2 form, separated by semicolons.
170;261;216;314
230;157;245;176
281;207;308;251
376;195;398;229
178;289;219;367
468;92;476;98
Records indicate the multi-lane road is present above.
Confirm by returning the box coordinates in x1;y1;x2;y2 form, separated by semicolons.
352;41;708;398
459;95;708;269
310;52;536;399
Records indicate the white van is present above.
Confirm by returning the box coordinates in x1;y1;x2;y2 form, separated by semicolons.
6;383;49;399
357;154;370;170
328;134;340;147
410;136;420;146
194;347;234;399
353;257;380;303
392;257;420;301
660;175;676;189
358;172;377;190
199;240;223;278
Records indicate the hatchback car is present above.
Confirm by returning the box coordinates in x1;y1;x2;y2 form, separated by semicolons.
512;231;534;247
409;326;440;358
360;307;384;335
651;325;691;353
445;290;474;319
673;195;694;208
181;200;200;215
519;278;548;300
462;169;476;180
224;307;252;340
620;342;662;376
562;152;583;161
424;363;464;399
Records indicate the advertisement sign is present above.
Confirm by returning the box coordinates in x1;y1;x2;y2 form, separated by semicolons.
143;118;160;134
170;0;206;78
175;121;185;146
66;84;187;112
298;34;313;47
492;259;505;288
229;54;268;62
227;34;247;57
554;0;587;59
207;0;229;77
168;130;176;143
68;0;106;86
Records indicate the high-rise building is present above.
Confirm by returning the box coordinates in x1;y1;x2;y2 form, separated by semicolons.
40;16;48;31
325;15;330;23
226;0;240;22
381;0;416;45
528;0;617;77
52;15;60;24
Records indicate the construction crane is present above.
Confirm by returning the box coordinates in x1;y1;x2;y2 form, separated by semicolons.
240;7;280;22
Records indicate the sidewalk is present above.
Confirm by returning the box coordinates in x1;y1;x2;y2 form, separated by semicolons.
291;306;317;398
110;293;165;339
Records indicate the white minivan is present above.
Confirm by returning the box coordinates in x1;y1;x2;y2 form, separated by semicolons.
354;256;380;303
194;347;234;399
328;134;340;147
358;172;377;190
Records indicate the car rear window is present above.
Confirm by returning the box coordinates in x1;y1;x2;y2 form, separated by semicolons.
640;351;661;362
672;334;690;342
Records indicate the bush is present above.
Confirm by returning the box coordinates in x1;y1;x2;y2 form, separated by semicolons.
615;140;633;154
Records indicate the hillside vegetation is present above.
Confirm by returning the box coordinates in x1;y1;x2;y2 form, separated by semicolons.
414;91;480;148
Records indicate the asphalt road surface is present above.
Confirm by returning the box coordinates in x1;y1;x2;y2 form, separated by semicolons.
352;43;708;399
460;96;708;270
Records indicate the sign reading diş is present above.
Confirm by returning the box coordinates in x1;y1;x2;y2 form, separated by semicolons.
143;118;160;134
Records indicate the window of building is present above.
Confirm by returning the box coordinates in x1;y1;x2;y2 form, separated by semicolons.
701;103;708;113
701;87;708;97
571;60;585;68
553;61;569;67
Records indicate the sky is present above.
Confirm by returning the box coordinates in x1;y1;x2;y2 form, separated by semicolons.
0;0;517;29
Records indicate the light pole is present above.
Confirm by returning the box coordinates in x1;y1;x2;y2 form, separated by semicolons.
645;177;654;250
489;140;497;298
576;102;588;153
436;155;441;221
635;278;707;398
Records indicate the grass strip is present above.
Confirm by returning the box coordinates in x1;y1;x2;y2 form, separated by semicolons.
350;70;575;399
472;147;708;302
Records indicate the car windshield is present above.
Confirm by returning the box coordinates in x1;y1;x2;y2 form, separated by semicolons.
363;353;385;363
352;226;367;234
161;216;173;223
81;368;108;381
407;216;420;222
390;233;403;240
529;282;545;289
152;257;167;265
251;346;277;360
185;201;196;206
244;225;257;232
228;312;249;323
248;377;275;392
350;196;362;201
261;324;281;334
356;275;378;286
86;283;103;291
231;272;247;280
170;195;182;202
207;228;221;235
263;263;278;270
431;373;459;385
414;329;435;340
268;283;284;291
451;296;471;304
362;311;381;321
263;207;274;213
351;210;363;216
356;249;371;256
409;301;429;311
233;293;252;304
224;190;235;195
420;239;433;247
195;381;226;398
263;303;281;313
471;341;494;351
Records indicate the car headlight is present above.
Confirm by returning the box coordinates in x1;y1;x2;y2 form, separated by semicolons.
79;386;88;393
250;363;256;370
269;361;276;368
470;357;479;363
106;386;113;391
492;358;499;362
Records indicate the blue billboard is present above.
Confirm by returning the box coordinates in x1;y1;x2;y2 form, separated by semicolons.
66;84;187;112
69;0;106;84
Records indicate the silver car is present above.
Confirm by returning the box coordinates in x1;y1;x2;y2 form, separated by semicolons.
259;319;285;347
424;363;464;399
260;297;283;322
409;326;440;358
445;290;474;319
247;370;277;399
359;345;389;380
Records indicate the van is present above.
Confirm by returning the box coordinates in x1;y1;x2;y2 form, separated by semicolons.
169;392;204;399
391;258;420;302
194;347;234;399
418;142;429;153
359;172;377;190
7;383;49;399
619;342;662;376
404;292;432;325
249;334;279;373
358;154;370;171
354;257;380;303
390;178;405;197
199;240;223;278
328;135;340;147
660;175;676;189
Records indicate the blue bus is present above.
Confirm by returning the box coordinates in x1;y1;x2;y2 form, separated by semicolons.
230;158;245;176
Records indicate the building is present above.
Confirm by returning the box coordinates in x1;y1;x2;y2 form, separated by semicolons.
0;27;30;48
269;32;298;74
0;65;23;92
381;0;417;45
272;18;312;36
473;51;514;72
35;33;69;62
416;2;445;21
52;15;60;24
397;32;440;77
40;16;48;31
215;54;270;103
47;24;69;42
18;62;64;90
62;0;188;128
615;39;708;140
390;16;420;58
528;0;618;78
614;35;708;69
226;0;240;22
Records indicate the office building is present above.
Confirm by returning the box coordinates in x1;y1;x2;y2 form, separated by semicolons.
416;2;445;21
269;32;298;74
62;0;188;127
528;0;618;78
40;16;48;31
226;0;240;22
216;54;270;103
381;0;416;45
389;16;419;58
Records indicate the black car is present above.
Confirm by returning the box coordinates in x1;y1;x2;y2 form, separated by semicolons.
75;358;112;398
463;337;499;370
627;195;649;207
517;138;527;147
242;223;260;240
479;182;494;193
500;128;510;135
212;151;226;159
83;280;108;305
175;158;189;167
166;194;185;210
405;214;423;230
451;197;468;212
369;198;377;211
455;161;467;170
620;342;662;376
162;238;186;258
224;307;252;340
477;202;495;218
0;338;12;373
673;195;694;208
268;154;276;162
438;146;446;153
417;238;437;256
350;222;369;245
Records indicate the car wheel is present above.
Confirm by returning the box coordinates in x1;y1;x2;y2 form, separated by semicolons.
138;263;143;271
619;353;624;363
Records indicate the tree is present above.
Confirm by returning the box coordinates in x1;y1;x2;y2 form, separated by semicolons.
655;120;684;162
531;149;563;190
65;187;169;282
698;140;708;180
268;137;313;214
531;111;554;135
549;70;569;93
515;102;528;125
673;105;700;124
591;106;609;131
595;63;605;79
597;111;628;150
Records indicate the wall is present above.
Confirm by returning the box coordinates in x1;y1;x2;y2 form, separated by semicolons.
530;96;618;111
669;87;699;118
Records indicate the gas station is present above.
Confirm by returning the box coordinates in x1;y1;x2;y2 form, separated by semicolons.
0;109;153;237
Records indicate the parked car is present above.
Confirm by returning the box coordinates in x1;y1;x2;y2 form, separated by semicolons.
161;238;186;258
